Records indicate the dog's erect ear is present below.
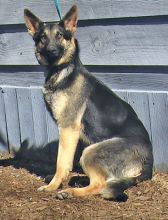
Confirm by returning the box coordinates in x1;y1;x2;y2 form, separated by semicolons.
62;5;78;34
24;9;43;36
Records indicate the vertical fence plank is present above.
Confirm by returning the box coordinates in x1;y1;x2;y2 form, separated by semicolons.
31;88;48;148
16;88;35;149
3;88;21;153
148;92;168;172
46;109;59;160
149;92;168;172
0;88;8;152
46;111;59;144
127;91;152;139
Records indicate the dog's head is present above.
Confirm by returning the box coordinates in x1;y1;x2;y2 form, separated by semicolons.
24;5;78;67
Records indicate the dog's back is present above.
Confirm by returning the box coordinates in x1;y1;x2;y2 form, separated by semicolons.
80;70;150;143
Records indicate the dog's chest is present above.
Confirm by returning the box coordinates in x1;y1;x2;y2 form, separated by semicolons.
43;88;68;121
43;73;86;125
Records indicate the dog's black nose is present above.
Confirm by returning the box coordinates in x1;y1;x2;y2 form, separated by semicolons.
45;50;59;61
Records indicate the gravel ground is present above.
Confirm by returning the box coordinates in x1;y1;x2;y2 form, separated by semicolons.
0;153;168;220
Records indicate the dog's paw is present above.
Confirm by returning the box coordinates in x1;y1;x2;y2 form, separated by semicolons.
56;190;73;200
37;184;57;192
37;185;49;192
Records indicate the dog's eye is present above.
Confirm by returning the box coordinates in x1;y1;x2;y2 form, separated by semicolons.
55;32;63;40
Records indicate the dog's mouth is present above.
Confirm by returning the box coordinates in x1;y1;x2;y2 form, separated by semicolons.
35;49;64;66
43;50;60;62
41;49;61;65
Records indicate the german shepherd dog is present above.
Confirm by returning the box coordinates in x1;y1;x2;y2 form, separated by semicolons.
24;5;153;200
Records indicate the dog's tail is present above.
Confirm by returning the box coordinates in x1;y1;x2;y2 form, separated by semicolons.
100;177;137;200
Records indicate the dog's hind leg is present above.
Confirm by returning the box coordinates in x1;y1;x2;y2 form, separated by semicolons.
56;140;115;199
56;163;107;199
56;141;111;199
56;137;152;200
100;177;136;200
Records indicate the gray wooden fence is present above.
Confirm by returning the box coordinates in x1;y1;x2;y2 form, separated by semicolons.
0;0;168;171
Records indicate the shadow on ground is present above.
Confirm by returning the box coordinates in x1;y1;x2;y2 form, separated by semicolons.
0;136;87;187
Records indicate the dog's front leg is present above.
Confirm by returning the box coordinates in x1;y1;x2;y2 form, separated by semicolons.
38;125;80;192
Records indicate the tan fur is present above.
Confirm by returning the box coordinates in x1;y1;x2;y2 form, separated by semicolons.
63;5;78;33
38;126;80;191
51;92;69;122
38;102;86;192
80;129;92;145
43;73;85;126
56;65;74;84
123;165;142;178
57;144;108;197
57;38;76;65
44;28;50;36
35;47;48;65
44;75;87;190
24;10;42;37
24;19;36;36
57;166;107;197
81;138;122;159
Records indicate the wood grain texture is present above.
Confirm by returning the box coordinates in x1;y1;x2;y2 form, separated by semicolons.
148;93;168;172
1;70;168;92
0;89;8;152
1;0;168;25
77;24;168;66
46;109;59;159
46;110;59;143
16;88;35;149
95;72;168;92
0;71;44;87
3;88;21;152
1;23;168;66
30;89;48;148
127;92;152;139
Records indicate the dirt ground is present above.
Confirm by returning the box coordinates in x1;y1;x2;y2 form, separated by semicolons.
0;153;168;220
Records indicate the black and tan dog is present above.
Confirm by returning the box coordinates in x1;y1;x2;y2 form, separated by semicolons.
24;5;153;200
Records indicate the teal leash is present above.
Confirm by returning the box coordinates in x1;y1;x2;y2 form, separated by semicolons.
54;0;62;20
